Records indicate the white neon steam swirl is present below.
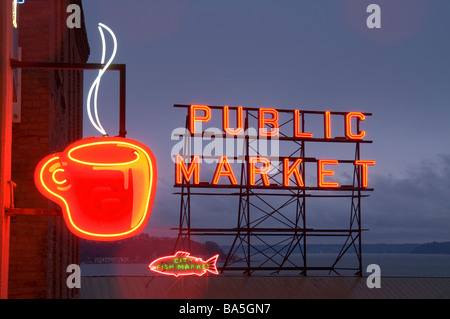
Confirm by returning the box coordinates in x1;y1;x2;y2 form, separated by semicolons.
87;23;117;136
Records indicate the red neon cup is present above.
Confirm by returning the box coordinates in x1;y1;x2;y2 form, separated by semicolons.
34;136;157;241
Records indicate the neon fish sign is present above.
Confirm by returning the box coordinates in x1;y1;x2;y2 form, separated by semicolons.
148;251;219;277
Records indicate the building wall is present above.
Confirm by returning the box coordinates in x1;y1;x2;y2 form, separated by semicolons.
0;0;14;299
9;0;89;299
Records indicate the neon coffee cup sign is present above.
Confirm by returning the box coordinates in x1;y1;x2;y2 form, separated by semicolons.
34;137;157;241
34;24;157;241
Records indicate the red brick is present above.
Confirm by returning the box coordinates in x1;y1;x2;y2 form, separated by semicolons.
9;0;89;299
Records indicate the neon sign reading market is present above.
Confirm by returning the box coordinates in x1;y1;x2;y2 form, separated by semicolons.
175;105;375;190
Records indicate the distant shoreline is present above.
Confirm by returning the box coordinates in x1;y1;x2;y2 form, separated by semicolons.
81;237;450;265
80;251;450;265
80;254;450;278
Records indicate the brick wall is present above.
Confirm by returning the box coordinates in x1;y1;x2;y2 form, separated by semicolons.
9;0;89;299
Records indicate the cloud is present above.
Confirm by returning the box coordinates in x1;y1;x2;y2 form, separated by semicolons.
364;154;450;243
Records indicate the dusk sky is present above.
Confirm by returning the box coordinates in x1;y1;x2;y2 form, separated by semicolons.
79;0;450;244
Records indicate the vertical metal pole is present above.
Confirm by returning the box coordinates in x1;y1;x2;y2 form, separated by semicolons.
119;64;127;137
245;111;251;275
174;115;191;253
0;0;13;299
222;111;248;272
301;112;307;276
356;118;362;276
186;117;191;253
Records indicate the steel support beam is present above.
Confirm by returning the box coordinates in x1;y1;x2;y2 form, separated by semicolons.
10;61;127;137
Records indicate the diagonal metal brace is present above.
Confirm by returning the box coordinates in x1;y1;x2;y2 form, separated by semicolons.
5;208;61;217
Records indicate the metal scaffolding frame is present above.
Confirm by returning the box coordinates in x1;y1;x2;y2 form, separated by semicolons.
172;105;373;276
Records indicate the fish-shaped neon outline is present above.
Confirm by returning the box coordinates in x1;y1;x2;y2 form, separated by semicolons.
148;251;219;277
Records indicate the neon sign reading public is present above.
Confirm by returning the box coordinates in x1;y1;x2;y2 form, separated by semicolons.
175;105;375;189
189;105;367;139
148;251;219;277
